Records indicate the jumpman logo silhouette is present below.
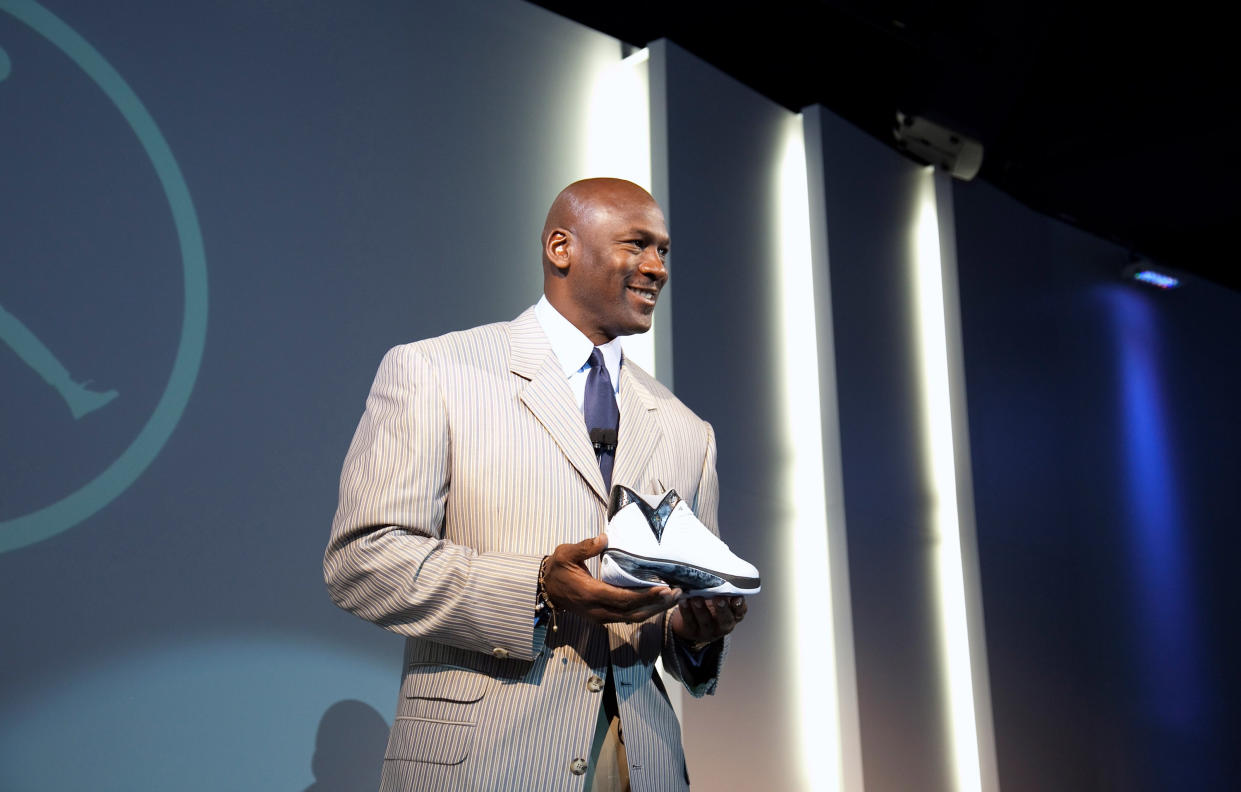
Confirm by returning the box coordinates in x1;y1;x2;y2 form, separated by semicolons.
2;47;114;418
0;302;118;420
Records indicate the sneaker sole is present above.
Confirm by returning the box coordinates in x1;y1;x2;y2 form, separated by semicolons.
601;550;760;597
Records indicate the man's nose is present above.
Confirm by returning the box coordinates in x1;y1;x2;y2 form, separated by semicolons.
638;248;668;282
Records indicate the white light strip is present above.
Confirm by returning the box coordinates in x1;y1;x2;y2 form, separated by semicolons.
584;47;658;375
584;45;680;717
777;115;843;792
584;48;652;192
912;170;982;792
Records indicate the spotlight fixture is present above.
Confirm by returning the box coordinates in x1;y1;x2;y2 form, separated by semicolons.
1123;259;1181;290
894;112;984;181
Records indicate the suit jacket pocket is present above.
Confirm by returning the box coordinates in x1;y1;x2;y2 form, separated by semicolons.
385;663;496;765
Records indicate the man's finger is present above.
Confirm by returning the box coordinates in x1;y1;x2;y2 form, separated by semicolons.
627;597;681;622
709;597;737;631
561;573;663;611
608;584;676;613
592;585;677;622
676;600;703;634
730;597;747;621
590;577;669;605
608;601;670;624
562;534;607;563
687;597;711;633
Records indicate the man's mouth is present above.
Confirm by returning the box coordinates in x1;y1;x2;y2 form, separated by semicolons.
627;285;659;306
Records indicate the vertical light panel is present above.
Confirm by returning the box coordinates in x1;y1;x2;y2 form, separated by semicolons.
776;114;844;791
582;44;677;718
582;47;658;375
801;106;865;792
584;48;651;191
912;170;986;792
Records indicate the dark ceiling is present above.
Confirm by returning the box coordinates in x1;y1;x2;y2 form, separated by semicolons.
530;0;1239;292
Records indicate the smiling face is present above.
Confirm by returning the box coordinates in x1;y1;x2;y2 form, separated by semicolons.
543;179;670;345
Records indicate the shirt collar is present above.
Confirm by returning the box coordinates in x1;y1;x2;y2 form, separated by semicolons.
534;295;623;388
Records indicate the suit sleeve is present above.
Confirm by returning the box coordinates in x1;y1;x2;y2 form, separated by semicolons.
659;420;730;696
324;345;547;661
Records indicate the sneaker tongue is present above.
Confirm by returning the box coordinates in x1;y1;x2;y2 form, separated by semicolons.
639;490;682;510
645;491;683;543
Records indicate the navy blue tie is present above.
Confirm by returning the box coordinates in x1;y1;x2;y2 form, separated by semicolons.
584;347;620;490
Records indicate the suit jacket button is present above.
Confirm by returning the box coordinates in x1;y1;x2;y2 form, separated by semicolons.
586;674;605;693
570;758;588;775
491;647;509;660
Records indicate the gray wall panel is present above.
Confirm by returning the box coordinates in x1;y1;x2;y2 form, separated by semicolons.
813;109;954;791
657;40;802;790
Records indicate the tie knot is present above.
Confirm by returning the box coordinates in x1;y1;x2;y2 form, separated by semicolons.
589;347;606;371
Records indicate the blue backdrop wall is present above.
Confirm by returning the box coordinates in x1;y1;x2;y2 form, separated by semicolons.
954;179;1241;790
0;1;623;789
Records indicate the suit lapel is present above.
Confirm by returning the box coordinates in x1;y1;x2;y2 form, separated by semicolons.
510;309;609;503
612;363;662;493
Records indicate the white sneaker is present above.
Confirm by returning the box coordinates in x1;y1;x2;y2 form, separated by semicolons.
600;485;761;598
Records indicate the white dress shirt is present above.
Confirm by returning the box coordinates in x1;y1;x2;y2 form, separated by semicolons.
534;295;623;411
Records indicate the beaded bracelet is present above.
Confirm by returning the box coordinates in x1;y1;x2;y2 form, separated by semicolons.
537;555;559;633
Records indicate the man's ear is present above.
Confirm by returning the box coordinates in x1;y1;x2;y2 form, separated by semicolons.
545;228;572;275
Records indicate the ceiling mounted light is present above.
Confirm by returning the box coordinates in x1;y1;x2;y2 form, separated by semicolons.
894;112;984;181
1123;259;1181;290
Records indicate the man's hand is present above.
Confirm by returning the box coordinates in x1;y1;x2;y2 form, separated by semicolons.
543;535;680;624
669;595;747;646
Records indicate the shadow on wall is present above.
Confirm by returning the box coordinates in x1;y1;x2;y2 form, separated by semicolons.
304;699;389;792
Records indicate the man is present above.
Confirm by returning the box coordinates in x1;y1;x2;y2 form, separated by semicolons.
325;178;747;791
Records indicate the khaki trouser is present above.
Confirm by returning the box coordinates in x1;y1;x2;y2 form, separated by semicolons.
585;670;630;792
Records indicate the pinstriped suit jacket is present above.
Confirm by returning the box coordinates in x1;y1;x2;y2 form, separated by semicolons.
325;306;728;791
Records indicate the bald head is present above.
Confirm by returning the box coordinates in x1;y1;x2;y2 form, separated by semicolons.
542;178;659;259
541;178;670;344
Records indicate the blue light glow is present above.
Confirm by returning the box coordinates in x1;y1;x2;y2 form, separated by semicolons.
1106;287;1203;732
1132;270;1180;289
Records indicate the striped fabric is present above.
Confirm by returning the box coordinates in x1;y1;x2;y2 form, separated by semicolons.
325;307;729;792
